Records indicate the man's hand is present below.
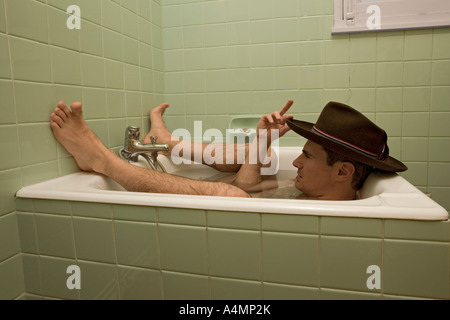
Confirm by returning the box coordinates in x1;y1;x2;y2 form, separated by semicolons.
257;100;294;139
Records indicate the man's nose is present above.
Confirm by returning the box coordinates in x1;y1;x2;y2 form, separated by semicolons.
293;154;303;168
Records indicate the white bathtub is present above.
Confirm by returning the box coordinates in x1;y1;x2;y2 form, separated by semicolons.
16;147;448;221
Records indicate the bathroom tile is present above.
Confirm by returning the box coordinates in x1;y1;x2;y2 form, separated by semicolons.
320;288;381;300
21;161;59;187
112;204;156;222
158;207;206;226
50;46;82;86
78;0;102;24
103;28;123;62
114;220;159;269
402;112;429;137
401;138;428;162
429;138;450;162
79;20;103;56
0;80;15;124
263;282;319;300
262;232;319;286
321;217;382;238
104;60;124;89
106;90;126;118
0;125;19;171
0;212;20;261
227;0;249;22
122;8;139;40
117;265;163;300
72;217;116;263
349;33;377;63
14;81;54;123
429;112;450;137
102;0;122;33
47;5;79;51
298;65;324;89
6;0;48;43
431;87;450;111
18;123;57;166
349;63;376;88
431;60;450;86
262;214;318;234
162;28;183;50
299;41;324;66
159;224;208;274
208;228;261;281
325;39;349;64
35;213;75;258
428;163;450;187
376;88;403;112
15;198;34;212
385;220;449;242
403;87;431;112
432;29;450;60
21;254;41;295
376;62;404;87
183;25;205;49
376;31;404;61
72;201;112;219
403;61;432;87
298;16;326;41
207;210;260;230
404;30;433;61
80;54;106;88
16;212;38;254
78;260;120;300
210;277;262;300
9;36;52;83
0;0;5;33
320;236;382;292
124;64;141;91
40;256;79;300
82;88;108;120
162;271;209;300
384;239;449;299
0;169;22;216
0;255;25;300
325;64;349;89
250;20;273;44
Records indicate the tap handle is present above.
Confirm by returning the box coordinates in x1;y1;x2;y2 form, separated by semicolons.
126;126;141;140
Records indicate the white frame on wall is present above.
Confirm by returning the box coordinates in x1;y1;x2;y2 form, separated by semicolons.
333;0;450;34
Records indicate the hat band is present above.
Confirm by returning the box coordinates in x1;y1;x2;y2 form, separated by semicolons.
312;126;384;160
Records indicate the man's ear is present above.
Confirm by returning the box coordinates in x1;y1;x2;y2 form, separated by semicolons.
336;162;355;182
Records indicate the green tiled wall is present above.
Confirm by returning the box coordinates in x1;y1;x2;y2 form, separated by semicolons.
0;0;163;300
1;0;450;300
13;200;450;300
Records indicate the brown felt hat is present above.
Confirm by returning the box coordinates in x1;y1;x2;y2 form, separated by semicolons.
286;102;408;173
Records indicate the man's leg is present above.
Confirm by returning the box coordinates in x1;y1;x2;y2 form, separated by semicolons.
143;103;247;173
50;102;249;198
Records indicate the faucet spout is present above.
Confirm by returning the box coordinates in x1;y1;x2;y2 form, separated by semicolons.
120;126;170;173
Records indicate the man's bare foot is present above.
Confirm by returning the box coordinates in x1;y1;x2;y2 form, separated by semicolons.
50;101;112;173
143;103;178;148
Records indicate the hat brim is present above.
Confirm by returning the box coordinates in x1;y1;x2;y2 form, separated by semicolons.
286;119;408;173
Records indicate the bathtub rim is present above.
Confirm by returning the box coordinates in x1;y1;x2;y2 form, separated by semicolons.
16;171;449;221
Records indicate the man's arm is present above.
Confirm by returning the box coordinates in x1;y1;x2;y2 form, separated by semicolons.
234;100;294;190
105;156;250;198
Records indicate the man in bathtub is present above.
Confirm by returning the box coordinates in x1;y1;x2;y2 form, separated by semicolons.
49;100;407;201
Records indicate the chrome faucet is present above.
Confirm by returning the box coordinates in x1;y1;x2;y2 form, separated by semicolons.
120;126;170;173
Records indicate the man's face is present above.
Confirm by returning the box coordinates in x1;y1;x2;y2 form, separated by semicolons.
292;140;336;198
